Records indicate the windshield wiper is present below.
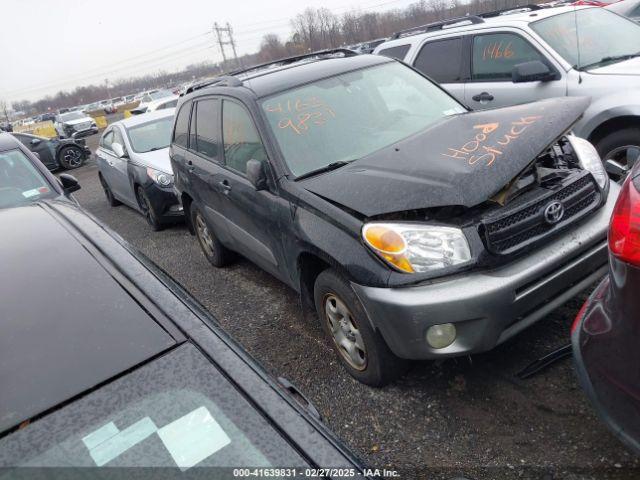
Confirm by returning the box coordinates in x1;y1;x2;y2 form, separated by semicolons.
294;160;352;180
579;53;640;71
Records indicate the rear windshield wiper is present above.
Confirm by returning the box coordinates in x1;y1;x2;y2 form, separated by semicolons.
294;160;351;180
579;52;640;71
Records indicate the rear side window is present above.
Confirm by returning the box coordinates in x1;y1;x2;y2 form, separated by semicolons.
172;102;191;148
194;99;219;160
222;101;267;175
414;38;464;83
378;44;410;60
472;32;546;81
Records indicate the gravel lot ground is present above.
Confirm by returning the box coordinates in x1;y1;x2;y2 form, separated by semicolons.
65;128;640;479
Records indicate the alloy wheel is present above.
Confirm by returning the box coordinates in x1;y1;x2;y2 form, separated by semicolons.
324;293;367;371
62;147;83;168
604;145;640;183
195;212;215;258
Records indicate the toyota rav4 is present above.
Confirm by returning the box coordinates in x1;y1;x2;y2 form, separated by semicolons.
170;50;618;386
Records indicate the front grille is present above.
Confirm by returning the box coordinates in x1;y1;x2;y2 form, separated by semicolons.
74;122;91;131
481;172;602;255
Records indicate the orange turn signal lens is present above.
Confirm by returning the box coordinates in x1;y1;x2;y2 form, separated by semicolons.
363;224;414;273
363;225;406;254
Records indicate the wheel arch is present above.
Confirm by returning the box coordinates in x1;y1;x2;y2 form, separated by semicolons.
296;250;363;323
587;115;640;148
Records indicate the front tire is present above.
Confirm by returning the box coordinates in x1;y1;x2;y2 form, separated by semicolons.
190;203;233;267
596;127;640;183
314;269;409;387
58;145;85;169
136;186;162;231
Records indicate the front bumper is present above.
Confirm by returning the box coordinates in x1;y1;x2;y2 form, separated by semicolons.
144;182;183;223
351;183;620;360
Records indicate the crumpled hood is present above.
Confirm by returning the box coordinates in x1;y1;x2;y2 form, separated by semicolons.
133;147;173;174
63;117;93;126
301;97;590;217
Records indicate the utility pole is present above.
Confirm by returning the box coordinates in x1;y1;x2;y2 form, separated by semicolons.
213;22;242;70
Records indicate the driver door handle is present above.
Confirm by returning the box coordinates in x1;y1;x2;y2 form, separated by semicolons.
472;92;494;103
219;179;232;194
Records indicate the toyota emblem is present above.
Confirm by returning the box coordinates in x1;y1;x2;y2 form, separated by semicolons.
544;201;565;224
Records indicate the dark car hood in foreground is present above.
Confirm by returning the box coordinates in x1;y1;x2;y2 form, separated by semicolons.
301;97;589;217
0;202;176;433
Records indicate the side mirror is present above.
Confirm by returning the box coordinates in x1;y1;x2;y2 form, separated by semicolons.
246;159;268;191
30;138;41;146
112;142;127;158
59;173;81;194
33;152;41;160
512;60;557;83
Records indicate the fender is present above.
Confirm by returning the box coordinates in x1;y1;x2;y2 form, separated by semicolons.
573;92;640;140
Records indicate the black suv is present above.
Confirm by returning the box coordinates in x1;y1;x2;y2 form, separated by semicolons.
170;50;618;387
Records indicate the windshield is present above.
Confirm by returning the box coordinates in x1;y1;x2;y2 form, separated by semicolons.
260;62;465;177
0;149;56;208
126;116;174;153
0;344;307;469
532;8;640;70
60;112;86;121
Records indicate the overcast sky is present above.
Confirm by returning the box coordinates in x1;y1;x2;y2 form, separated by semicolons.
0;0;415;104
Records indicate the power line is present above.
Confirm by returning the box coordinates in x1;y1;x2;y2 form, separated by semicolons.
7;40;213;97
4;32;211;97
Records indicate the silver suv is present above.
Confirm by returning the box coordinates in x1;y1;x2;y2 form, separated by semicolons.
374;5;640;180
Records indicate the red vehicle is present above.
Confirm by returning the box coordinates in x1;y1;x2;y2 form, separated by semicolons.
572;161;640;454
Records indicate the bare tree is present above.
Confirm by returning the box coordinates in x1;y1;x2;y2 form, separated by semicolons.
0;99;9;122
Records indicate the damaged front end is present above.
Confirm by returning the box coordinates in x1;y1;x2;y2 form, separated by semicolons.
362;134;610;279
478;135;609;256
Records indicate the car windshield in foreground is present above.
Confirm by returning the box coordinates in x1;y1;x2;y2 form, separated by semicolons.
531;8;640;70
260;62;465;178
0;344;307;469
60;112;86;121
126;116;174;153
0;149;56;208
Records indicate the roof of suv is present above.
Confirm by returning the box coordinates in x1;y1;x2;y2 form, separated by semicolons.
376;5;592;49
186;53;392;99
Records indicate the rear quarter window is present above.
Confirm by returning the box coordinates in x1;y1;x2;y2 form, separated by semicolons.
172;102;191;148
377;44;410;60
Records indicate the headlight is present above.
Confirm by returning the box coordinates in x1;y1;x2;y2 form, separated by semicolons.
146;167;173;186
362;222;471;273
568;135;609;191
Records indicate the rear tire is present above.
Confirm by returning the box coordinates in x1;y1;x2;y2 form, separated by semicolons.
314;269;410;387
190;203;233;267
99;173;120;207
595;127;640;183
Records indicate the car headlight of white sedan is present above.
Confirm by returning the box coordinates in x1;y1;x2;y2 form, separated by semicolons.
146;167;173;187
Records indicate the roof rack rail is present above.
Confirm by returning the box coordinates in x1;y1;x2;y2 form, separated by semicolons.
183;75;243;95
391;15;484;39
479;4;544;18
228;48;358;77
